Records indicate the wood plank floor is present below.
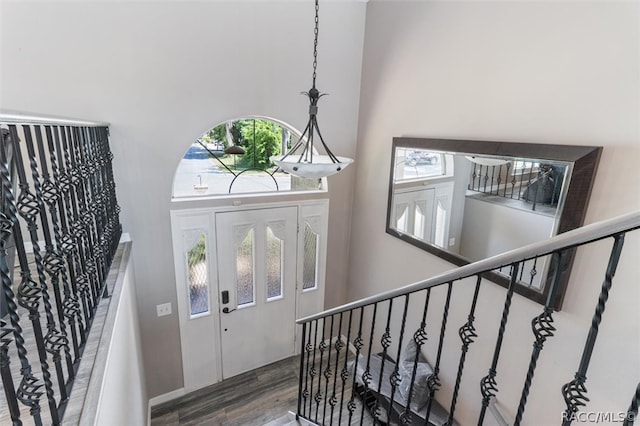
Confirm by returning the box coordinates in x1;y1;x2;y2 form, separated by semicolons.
150;356;301;426
150;355;376;426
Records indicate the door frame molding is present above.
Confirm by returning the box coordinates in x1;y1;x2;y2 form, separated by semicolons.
170;199;329;393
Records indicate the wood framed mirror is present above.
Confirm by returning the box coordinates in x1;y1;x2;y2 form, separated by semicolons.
386;137;602;309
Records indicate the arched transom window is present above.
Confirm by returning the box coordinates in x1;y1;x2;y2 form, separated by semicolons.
172;117;326;199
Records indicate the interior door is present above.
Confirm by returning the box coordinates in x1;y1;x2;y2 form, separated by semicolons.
215;206;298;378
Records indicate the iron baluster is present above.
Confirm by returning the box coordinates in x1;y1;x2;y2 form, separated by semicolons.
83;128;104;294
478;262;520;425
401;288;431;424
495;165;502;195
302;320;314;418
56;126;84;361
531;168;541;211
82;127;106;297
469;163;477;191
328;313;343;425
503;163;510;197
12;189;63;424
64;127;92;340
338;309;353;426
623;382;639;426
69;128;95;322
314;317;327;423
482;167;489;193
518;260;525;282
423;282;453;424
0;316;21;425
387;294;409;424
93;127;110;283
14;222;60;424
102;126;122;258
528;257;538;286
309;319;318;419
489;166;496;194
73;128;99;309
303;320;318;418
517;163;526;200
47;126;78;380
347;307;364;424
514;251;566;425
360;302;378;426
510;164;516;198
1;125;22;425
2;125;44;425
321;314;334;423
297;321;307;419
372;299;394;423
561;234;626;425
447;275;482;426
34;125;75;411
551;167;560;205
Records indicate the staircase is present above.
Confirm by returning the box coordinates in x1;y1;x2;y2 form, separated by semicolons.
263;412;304;426
292;211;640;426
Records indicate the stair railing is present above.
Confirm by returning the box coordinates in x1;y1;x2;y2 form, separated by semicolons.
0;113;121;425
295;210;640;426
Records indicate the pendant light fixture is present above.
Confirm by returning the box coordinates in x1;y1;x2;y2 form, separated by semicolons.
270;0;353;179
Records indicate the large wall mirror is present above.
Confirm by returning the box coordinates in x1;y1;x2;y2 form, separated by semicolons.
386;137;602;309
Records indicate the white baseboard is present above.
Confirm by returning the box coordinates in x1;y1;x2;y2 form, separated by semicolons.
148;388;186;425
149;387;185;407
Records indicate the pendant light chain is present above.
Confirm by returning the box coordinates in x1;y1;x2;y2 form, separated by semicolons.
312;0;319;89
269;0;353;177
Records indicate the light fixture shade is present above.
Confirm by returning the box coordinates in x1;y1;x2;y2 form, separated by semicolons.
271;155;353;179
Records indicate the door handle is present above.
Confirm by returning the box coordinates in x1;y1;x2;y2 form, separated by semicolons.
222;307;236;314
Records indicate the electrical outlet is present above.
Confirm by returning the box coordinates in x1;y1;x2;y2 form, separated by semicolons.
156;303;172;317
449;237;456;247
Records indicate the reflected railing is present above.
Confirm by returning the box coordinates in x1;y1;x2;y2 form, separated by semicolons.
467;160;565;213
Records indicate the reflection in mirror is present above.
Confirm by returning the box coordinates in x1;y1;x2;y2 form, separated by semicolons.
387;138;602;309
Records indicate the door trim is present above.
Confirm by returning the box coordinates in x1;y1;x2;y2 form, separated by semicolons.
171;199;328;393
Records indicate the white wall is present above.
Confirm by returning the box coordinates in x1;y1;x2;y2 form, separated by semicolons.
91;248;147;426
460;197;555;261
0;0;366;397
350;1;639;425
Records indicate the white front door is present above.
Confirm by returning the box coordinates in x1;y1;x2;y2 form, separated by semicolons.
215;206;298;378
171;201;328;392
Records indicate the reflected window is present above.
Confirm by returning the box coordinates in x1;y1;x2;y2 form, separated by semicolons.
395;204;409;233
394;148;444;180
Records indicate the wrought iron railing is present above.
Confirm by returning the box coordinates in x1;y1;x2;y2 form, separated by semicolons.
467;161;564;212
296;211;640;425
0;113;121;425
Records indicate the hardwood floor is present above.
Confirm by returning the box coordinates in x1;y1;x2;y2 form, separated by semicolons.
150;355;376;426
150;356;301;426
